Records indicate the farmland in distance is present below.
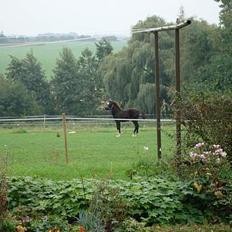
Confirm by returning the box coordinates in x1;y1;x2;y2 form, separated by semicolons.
0;40;127;77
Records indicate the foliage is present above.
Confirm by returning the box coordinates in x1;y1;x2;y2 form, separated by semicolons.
180;143;229;180
51;47;80;114
5;52;53;114
79;180;128;231
0;77;40;116
95;39;113;61
179;93;232;163
153;224;232;232
1;12;232;116
100;15;173;111
181;2;232;93
5;175;232;230
181;19;217;84
24;215;70;232
52;47;103;115
78;210;104;232
0;218;16;232
7;177;181;225
100;14;232;114
126;159;176;180
3;177;216;225
0;153;8;221
77;48;103;114
179;142;232;223
118;220;232;232
7;177;93;219
119;218;149;232
0;148;16;232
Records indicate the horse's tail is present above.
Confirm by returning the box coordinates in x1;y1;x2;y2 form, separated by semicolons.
140;112;146;119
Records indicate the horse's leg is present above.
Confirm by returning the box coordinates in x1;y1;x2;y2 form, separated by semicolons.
136;121;139;134
132;121;139;136
116;121;121;137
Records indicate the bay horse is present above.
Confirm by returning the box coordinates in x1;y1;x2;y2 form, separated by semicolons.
105;100;145;136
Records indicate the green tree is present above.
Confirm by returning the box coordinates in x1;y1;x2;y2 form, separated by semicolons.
95;39;113;61
179;2;232;93
216;0;232;55
77;48;101;114
212;0;232;92
52;47;80;114
0;76;40;116
5;52;53;113
101;15;173;112
181;19;216;85
135;83;155;114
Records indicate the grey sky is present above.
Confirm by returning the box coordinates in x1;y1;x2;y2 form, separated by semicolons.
0;0;220;36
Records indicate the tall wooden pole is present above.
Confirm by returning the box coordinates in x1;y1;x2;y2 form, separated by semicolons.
175;29;181;157
132;20;191;161
154;31;162;160
62;113;69;164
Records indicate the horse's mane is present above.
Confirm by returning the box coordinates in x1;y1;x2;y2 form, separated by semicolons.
111;101;122;110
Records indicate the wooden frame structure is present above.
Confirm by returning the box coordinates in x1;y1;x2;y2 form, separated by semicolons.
132;20;191;159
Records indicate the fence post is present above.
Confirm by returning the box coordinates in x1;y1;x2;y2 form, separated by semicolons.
43;114;46;128
62;113;69;164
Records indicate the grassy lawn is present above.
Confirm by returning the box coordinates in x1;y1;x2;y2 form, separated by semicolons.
0;123;175;180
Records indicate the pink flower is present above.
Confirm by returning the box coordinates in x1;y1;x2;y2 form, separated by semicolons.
221;152;227;158
215;148;223;154
200;154;206;160
203;151;210;155
195;142;205;148
213;144;221;149
190;152;198;159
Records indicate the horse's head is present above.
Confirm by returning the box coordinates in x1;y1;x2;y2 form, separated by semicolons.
105;100;120;111
105;100;114;111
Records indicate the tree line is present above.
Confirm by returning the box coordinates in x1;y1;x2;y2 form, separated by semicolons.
0;0;231;117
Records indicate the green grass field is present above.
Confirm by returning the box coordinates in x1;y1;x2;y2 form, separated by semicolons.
0;40;127;77
0;124;175;180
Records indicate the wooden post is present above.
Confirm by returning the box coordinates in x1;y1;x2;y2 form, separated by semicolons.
43;114;46;128
175;29;181;157
154;31;162;160
62;113;69;164
132;20;191;161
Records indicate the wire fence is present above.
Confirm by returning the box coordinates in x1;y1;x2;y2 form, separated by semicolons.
0;115;176;129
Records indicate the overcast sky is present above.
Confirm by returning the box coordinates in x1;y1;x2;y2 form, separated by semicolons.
0;0;221;36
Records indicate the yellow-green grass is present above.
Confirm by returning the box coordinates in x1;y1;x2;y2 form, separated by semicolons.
0;40;127;77
0;124;175;180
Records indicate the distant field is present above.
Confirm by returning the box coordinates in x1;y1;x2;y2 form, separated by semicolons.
0;124;175;180
0;40;127;77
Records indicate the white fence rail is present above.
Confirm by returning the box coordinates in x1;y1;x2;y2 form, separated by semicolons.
0;115;175;123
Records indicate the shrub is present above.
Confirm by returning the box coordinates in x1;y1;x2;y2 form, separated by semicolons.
126;159;177;180
0;219;16;232
26;215;69;232
180;143;230;181
178;93;232;163
0;150;8;222
179;143;232;223
79;180;128;231
7;176;232;228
